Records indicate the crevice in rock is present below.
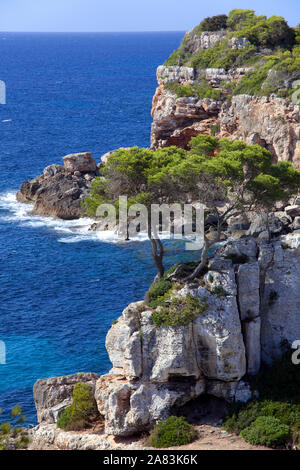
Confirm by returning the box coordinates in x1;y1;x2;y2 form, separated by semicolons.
170;394;228;426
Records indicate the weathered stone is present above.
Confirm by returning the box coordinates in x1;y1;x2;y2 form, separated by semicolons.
95;374;205;437
247;213;284;237
195;284;246;381
285;205;300;218
151;67;300;167
151;83;221;148
227;214;250;232
33;372;99;424
293;216;300;230
43;164;65;177
17;160;94;219
29;424;110;450
243;317;261;375
106;302;143;379
30;232;300;438
55;429;110;450
157;65;195;85
259;237;300;363
234;381;252;403
220;237;258;261
220;95;300;169
182;30;226;55
229;37;250;49
237;262;260;320
63;152;97;173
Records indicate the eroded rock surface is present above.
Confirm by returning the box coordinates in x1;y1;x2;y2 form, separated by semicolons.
151;65;300;168
16;153;98;219
33;372;99;424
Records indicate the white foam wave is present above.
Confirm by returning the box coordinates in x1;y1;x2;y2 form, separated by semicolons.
0;191;151;245
0;191;97;241
0;191;192;246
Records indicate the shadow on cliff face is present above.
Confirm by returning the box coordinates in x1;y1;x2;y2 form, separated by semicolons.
170;395;228;426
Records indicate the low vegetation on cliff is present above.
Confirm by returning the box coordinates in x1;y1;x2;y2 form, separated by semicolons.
223;350;300;448
152;293;208;327
0;406;29;450
57;383;99;431
164;9;300;101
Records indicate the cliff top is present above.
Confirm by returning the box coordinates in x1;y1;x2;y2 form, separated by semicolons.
163;9;300;101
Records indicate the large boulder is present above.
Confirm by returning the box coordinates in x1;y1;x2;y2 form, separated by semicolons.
33;372;99;424
16;154;97;219
63;152;97;174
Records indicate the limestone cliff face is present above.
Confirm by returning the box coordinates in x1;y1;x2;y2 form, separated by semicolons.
220;95;300;168
31;226;300;440
151;68;300;168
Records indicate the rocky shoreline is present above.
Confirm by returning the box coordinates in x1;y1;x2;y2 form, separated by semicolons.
16;152;100;220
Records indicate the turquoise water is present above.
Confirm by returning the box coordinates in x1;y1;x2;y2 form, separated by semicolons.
0;32;198;425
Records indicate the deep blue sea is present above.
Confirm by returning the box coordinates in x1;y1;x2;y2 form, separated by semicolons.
0;32;193;425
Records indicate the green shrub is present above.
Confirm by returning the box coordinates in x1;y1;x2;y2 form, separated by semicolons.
241;416;290;447
0;405;29;450
82;177;108;217
189;134;218;156
223;350;300;447
164;82;195;98
190;39;256;71
1;422;11;435
210;123;220;136
198;14;228;33
152;293;207;327
148;416;196;448
255;350;300;404
224;400;300;435
57;383;98;431
148;278;173;308
163;9;299;100
164;81;222;101
211;285;226;297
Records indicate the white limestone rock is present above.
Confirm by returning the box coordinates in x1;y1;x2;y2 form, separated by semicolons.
237;262;260;320
259;237;300;363
244;317;261;376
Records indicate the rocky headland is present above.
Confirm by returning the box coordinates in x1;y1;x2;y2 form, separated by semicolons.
16;152;99;220
14;10;300;450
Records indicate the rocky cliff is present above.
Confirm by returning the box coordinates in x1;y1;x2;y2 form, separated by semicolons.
151;72;300;169
30;213;300;448
24;11;300;449
151;25;300;168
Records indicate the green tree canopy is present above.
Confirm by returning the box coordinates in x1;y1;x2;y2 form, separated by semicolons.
83;136;300;284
